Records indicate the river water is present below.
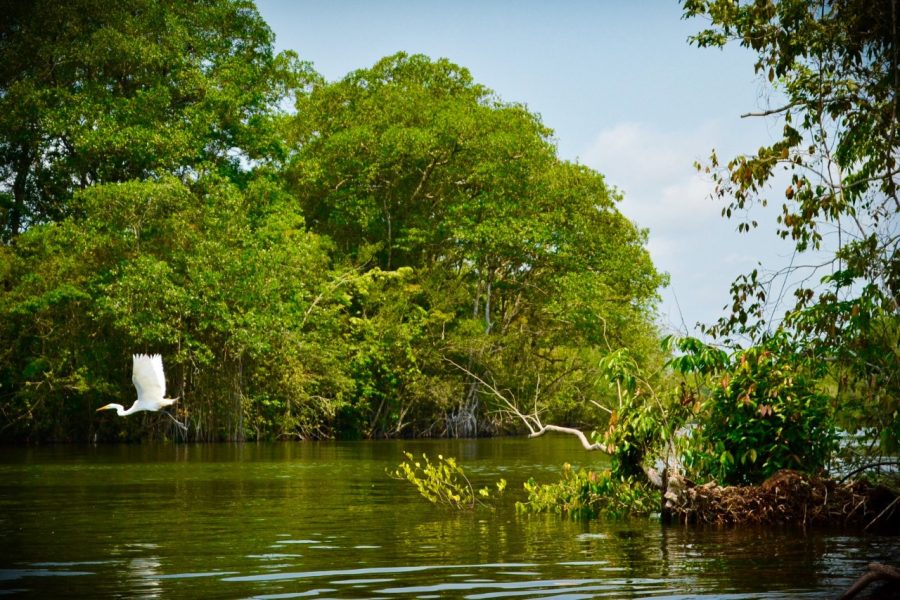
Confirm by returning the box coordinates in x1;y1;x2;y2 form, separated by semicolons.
0;438;896;598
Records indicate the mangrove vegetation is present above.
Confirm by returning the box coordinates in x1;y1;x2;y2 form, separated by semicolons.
0;0;663;443
0;0;897;535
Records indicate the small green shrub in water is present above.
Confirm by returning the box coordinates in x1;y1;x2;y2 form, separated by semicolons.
672;334;837;485
390;452;506;510
517;463;659;519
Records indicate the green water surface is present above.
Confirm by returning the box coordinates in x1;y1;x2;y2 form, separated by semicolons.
0;437;896;598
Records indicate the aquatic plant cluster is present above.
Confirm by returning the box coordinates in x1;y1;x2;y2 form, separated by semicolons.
389;452;506;510
517;464;660;520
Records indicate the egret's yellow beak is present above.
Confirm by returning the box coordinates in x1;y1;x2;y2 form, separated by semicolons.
96;404;113;412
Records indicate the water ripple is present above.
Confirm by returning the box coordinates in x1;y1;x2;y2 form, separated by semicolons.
248;588;337;599
224;563;538;583
0;569;93;581
153;571;240;580
377;578;602;594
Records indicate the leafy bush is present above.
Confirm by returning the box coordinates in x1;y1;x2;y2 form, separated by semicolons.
517;463;659;519
673;335;837;485
390;452;506;510
595;347;690;482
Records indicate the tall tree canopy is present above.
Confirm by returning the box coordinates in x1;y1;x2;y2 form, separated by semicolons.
0;9;665;442
0;0;304;240
683;0;899;452
0;177;341;441
285;53;665;437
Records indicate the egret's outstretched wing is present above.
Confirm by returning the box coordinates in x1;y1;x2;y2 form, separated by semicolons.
132;353;166;402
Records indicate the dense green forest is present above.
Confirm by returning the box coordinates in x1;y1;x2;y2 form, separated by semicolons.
0;0;663;443
0;0;896;496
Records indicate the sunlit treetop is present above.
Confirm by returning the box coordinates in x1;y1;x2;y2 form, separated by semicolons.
0;0;310;239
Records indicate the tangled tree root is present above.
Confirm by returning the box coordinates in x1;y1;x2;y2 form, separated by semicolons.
663;469;899;530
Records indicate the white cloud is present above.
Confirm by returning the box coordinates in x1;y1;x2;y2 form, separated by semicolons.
580;120;795;334
582;121;722;236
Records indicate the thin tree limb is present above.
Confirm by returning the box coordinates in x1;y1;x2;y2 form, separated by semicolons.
443;357;609;453
527;424;606;451
739;101;799;118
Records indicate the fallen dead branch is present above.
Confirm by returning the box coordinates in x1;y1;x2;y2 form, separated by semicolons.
525;423;605;451
443;357;609;452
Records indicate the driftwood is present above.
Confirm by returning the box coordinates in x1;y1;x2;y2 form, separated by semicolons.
838;563;900;600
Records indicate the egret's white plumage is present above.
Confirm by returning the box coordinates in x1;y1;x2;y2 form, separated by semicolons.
97;354;186;429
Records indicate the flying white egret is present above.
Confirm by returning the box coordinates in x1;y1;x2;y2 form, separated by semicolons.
96;354;187;430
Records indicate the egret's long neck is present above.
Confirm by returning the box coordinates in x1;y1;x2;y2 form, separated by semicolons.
117;403;139;416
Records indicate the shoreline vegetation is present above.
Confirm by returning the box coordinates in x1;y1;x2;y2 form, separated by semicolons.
394;449;898;532
0;0;896;564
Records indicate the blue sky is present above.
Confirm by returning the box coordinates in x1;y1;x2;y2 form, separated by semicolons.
256;0;799;334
